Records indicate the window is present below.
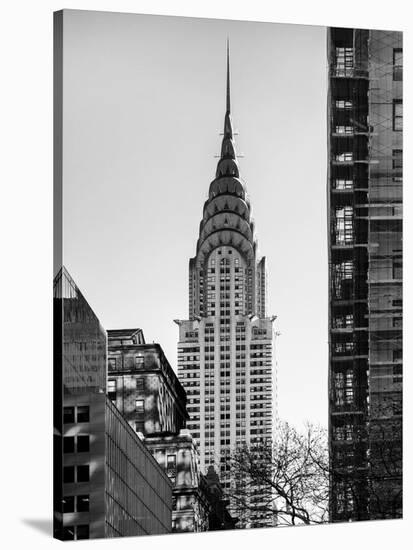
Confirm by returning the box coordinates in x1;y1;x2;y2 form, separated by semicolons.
135;399;144;413
393;349;402;362
136;378;144;391
336;484;354;514
77;495;89;512
393;48;403;81
393;100;403;131
334;179;353;190
77;435;90;453
63;436;75;454
107;379;116;401
108;358;116;370
166;454;177;481
335;152;353;162
135;420;144;433
333;261;353;299
392;149;403;183
62;496;74;513
336;100;353;109
76;525;89;540
393;364;402;376
393;260;402;280
62;526;75;540
77;465;89;482
334;342;354;355
335;125;353;134
63;407;75;424
335;47;353;76
334;424;353;441
63;525;89;540
77;406;89;423
135;355;145;367
333;313;353;329
63;466;75;483
334;206;353;245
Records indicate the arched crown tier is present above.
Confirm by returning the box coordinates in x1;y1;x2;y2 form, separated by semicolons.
187;42;268;321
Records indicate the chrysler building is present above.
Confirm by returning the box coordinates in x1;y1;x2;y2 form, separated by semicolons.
175;44;276;501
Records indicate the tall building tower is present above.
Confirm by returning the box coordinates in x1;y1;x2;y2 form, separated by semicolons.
53;268;172;540
175;44;276;507
327;28;402;522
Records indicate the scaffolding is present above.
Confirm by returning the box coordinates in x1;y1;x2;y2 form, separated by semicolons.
327;27;402;522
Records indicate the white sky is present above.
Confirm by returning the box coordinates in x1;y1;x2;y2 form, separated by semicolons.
62;10;328;427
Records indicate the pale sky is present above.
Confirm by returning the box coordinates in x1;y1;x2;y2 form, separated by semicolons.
61;10;328;427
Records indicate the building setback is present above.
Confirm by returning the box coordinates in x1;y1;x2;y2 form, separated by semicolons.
54;269;172;540
327;28;402;522
107;331;236;532
175;45;276;527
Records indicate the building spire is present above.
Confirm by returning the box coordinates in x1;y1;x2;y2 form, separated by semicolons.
216;39;238;178
226;38;231;114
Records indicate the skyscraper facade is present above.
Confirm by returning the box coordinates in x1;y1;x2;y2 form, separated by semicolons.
107;330;188;436
175;46;276;504
327;28;402;522
54;269;172;540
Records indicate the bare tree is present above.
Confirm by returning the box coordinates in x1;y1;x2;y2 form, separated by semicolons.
228;414;402;528
228;421;330;526
366;414;402;519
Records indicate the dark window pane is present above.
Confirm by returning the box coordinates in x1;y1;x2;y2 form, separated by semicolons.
77;495;89;512
108;379;116;401
393;99;403;131
76;525;89;540
77;406;89;423
393;48;403;80
63;436;75;454
62;495;74;513
63;466;75;483
62;526;75;540
77;435;90;453
77;465;89;482
393;260;402;279
393;149;403;169
63;407;75;423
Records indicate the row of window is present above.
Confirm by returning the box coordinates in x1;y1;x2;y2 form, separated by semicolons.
63;465;90;483
62;494;89;513
63;435;90;453
334;141;402;172
61;524;89;540
184;331;198;339
334;47;402;81
64;406;89;424
333;151;402;188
